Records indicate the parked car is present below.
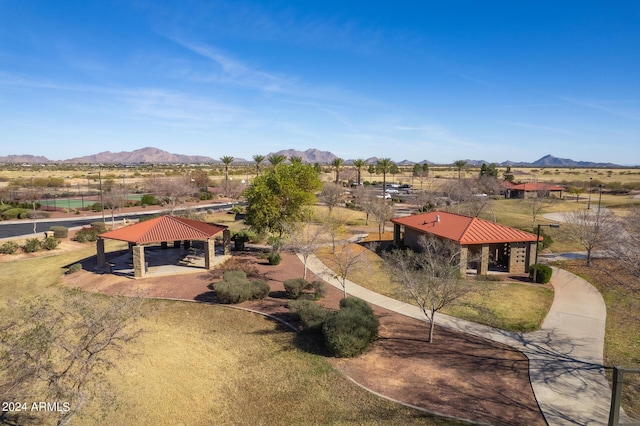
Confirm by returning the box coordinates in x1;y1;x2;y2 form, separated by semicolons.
385;188;399;194
376;193;392;199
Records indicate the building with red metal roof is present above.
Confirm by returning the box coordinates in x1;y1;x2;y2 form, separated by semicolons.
500;181;564;199
391;211;539;275
96;216;228;278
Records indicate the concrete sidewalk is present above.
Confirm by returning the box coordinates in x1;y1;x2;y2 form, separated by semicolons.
302;253;628;425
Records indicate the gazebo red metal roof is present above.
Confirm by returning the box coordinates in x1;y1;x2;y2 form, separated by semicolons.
99;215;227;244
392;211;539;245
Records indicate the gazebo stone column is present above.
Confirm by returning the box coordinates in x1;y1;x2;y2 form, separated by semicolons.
393;223;402;246
133;245;146;278
223;229;231;255
128;242;135;252
527;242;537;272
509;242;528;274
204;238;215;270
479;244;489;275
459;245;468;275
96;238;106;268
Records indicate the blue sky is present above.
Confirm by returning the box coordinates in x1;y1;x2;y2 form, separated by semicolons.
1;1;639;164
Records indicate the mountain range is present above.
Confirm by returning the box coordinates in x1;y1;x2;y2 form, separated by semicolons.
0;147;628;168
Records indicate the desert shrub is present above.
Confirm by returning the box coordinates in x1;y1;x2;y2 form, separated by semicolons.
322;297;379;358
208;257;261;280
267;252;281;265
214;270;270;304
90;222;107;233
65;263;82;275
529;264;553;284
288;299;330;332
249;280;270;299
26;210;50;219
140;194;158;205
2;208;29;219
75;227;99;243
50;226;69;238
23;238;41;253
223;270;247;283
310;280;327;300
284;278;309;299
138;214;161;223
41;236;59;251
0;241;19;255
230;205;243;214
90;202;103;212
0;205;13;212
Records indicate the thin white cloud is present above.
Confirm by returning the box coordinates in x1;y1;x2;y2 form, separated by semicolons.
499;120;575;134
561;97;640;121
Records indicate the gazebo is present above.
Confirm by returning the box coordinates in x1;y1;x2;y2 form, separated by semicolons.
392;211;540;275
96;215;228;278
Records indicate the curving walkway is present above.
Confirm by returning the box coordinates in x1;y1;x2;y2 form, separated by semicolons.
302;253;629;425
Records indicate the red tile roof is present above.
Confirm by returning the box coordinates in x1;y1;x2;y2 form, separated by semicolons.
391;211;539;244
99;216;226;244
510;182;564;191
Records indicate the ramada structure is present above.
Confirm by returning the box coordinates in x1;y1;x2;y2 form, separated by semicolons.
501;181;565;199
96;215;228;278
391;211;540;275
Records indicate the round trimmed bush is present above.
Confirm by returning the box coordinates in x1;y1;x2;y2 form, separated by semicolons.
23;238;41;253
75;227;99;243
65;263;82;275
90;222;107;233
214;270;270;304
0;241;19;255
288;299;329;332
50;226;69;238
284;278;309;299
267;252;281;265
2;208;29;220
530;264;553;284
41;236;59;251
322;297;379;357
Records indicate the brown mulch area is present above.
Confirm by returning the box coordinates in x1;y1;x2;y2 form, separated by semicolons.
64;249;545;426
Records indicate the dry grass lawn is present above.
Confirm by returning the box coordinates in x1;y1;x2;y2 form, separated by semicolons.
315;243;554;332
0;240;465;426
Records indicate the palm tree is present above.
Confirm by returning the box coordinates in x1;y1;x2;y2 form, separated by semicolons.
289;156;303;165
220;156;234;181
367;164;376;182
331;158;344;184
352;159;366;185
267;154;286;168
454;160;467;180
376;158;394;196
252;154;265;176
390;163;400;184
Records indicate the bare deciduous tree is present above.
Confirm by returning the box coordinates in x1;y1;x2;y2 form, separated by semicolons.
562;208;617;266
329;241;368;299
219;179;245;199
319;182;345;218
0;291;144;426
529;191;556;231
384;236;469;342
608;208;640;278
364;198;395;241
148;175;197;214
284;218;326;280
103;186;128;229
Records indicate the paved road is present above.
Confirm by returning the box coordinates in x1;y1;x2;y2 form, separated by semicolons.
0;203;235;240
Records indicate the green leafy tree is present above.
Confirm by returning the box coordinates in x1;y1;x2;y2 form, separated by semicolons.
352;159;366;185
244;163;322;236
376;158;394;195
331;158;345;184
252;154;265;176
220;156;234;181
479;163;498;178
503;166;515;182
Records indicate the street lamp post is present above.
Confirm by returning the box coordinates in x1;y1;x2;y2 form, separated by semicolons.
533;223;560;283
88;171;105;224
596;184;603;226
587;177;593;209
